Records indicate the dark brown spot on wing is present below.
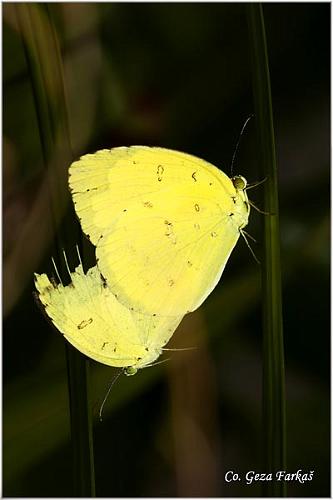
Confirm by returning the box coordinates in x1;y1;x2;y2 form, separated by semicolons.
78;318;93;329
100;273;108;288
157;165;164;181
164;220;177;244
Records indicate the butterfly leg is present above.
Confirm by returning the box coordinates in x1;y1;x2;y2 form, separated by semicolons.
239;228;260;264
245;177;267;190
248;199;272;215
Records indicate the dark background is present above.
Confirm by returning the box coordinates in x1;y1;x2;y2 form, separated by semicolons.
3;3;330;497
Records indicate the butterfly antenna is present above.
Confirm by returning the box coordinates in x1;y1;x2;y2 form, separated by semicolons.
239;228;260;264
51;257;62;285
99;369;123;422
230;114;254;177
162;346;197;351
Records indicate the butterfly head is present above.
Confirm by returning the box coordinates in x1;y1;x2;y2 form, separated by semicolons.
231;175;247;191
229;175;250;228
123;346;163;375
124;366;138;376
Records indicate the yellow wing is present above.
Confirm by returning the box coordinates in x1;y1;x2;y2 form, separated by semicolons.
34;263;182;369
69;146;249;316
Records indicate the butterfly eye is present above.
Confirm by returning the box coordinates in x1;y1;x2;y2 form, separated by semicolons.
232;175;247;191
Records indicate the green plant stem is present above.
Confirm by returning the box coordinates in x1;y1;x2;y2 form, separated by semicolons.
247;4;286;497
15;4;95;496
66;348;96;496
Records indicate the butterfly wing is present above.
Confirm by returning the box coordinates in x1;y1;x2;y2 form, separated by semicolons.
69;146;233;244
97;191;242;316
35;264;183;367
69;146;249;316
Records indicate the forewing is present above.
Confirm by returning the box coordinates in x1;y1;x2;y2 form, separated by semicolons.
68;146;234;245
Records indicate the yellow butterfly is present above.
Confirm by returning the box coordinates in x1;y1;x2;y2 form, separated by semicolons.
34;252;182;375
69;146;250;317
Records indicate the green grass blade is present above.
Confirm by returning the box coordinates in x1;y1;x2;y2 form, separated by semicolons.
247;4;287;496
15;4;95;496
66;348;96;496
